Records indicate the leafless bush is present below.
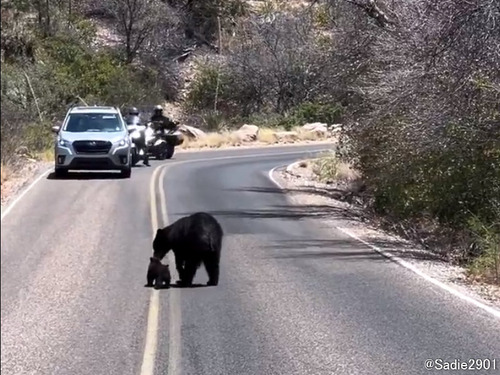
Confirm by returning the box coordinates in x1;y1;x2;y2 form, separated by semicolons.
332;0;499;237
107;0;167;63
206;12;338;116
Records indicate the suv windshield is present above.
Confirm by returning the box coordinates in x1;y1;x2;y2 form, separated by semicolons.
64;113;124;133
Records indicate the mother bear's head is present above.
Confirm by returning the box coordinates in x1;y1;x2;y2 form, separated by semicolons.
152;227;171;260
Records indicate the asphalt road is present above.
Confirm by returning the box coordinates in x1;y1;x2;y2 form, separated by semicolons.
1;143;500;375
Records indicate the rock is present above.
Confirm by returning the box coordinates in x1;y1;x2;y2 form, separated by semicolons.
235;124;259;142
15;146;30;156
302;122;328;134
329;123;343;132
178;124;206;139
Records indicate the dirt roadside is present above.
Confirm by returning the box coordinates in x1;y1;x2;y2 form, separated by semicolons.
272;160;500;311
1;160;53;211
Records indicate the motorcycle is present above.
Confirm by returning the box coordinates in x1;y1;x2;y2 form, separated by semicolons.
145;121;184;160
126;116;148;166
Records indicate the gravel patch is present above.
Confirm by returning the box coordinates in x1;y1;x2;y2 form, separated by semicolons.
273;161;500;311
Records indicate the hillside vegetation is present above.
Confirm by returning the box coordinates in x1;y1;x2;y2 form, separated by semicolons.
1;0;499;283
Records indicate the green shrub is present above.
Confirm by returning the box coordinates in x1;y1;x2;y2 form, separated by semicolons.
199;110;229;132
185;62;232;112
467;205;500;284
1;16;165;164
291;101;343;125
312;152;340;182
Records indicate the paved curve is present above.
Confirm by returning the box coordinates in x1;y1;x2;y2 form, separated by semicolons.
1;143;499;375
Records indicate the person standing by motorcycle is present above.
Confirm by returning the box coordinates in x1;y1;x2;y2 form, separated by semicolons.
125;107;141;125
126;107;150;167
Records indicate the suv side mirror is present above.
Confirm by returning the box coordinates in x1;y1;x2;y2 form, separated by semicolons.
51;125;61;133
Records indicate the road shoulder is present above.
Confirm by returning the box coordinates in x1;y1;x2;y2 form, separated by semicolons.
271;161;500;313
1;160;52;211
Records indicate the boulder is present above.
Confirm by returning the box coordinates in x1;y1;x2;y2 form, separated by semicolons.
329;123;343;132
178;124;206;139
235;124;259;142
302;122;328;134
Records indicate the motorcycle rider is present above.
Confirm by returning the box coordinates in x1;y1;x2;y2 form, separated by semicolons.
149;105;178;131
126;107;150;167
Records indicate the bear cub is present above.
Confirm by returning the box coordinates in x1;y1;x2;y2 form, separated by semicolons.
145;256;171;289
152;212;223;287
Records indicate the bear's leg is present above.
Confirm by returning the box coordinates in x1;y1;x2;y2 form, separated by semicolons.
174;252;185;282
181;258;200;287
145;271;155;287
145;277;154;287
203;252;220;286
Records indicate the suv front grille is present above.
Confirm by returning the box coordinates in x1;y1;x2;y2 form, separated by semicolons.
73;140;112;154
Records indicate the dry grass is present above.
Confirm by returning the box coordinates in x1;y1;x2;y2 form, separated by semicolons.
1;163;11;185
180;131;241;149
179;126;333;149
37;148;54;162
257;128;279;144
312;150;360;183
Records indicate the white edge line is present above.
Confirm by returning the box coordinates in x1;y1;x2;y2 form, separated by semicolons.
1;168;52;221
268;163;500;320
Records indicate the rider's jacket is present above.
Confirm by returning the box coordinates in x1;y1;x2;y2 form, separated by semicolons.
150;114;177;131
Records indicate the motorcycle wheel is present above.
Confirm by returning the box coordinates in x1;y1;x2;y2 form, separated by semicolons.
154;143;168;160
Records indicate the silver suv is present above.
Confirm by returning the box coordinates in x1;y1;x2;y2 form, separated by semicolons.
51;106;133;178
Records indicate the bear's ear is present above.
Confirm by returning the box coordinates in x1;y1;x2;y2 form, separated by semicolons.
156;228;162;236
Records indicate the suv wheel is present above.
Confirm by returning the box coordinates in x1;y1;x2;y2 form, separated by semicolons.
55;168;68;178
121;167;132;178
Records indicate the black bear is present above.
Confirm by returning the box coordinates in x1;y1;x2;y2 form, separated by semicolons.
145;257;171;289
152;212;223;287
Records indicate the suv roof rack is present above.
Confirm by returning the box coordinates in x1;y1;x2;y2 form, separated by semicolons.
69;106;119;112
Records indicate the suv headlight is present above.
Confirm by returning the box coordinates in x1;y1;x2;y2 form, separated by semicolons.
116;137;129;147
58;138;70;147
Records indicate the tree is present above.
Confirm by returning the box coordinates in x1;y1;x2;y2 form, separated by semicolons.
109;0;164;63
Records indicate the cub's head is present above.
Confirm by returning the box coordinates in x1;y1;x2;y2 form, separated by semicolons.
152;227;171;260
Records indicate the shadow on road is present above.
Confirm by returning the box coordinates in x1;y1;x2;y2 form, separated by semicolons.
169;283;210;289
46;171;127;180
266;238;443;262
143;283;210;290
182;204;364;222
226;185;361;202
